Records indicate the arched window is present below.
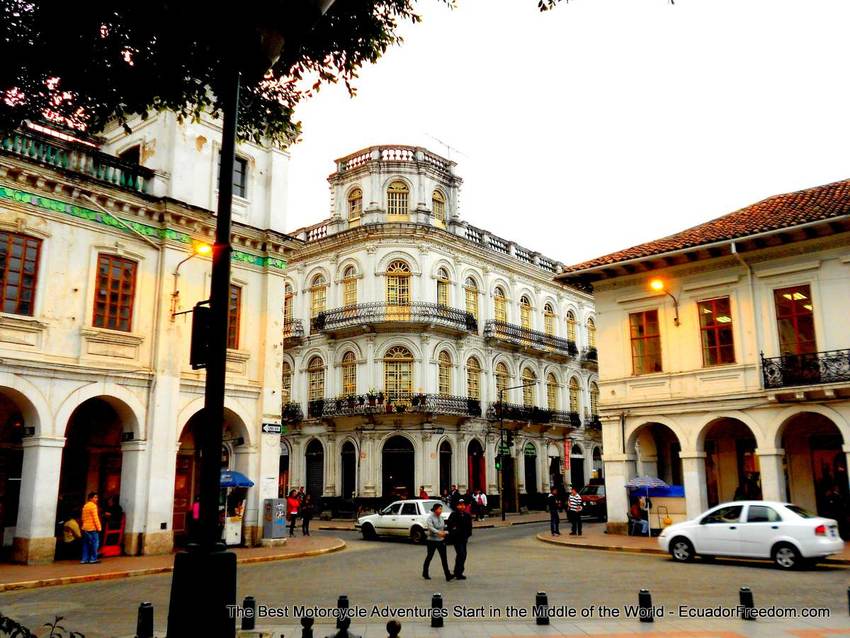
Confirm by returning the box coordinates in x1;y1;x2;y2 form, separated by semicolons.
387;181;409;219
520;296;532;330
384;346;413;401
342;265;357;307
438;350;452;395
522;368;536;406
341;351;357;395
495;361;510;398
587;317;597;348
432;189;446;227
310;274;327;318
436;267;450;307
385;260;411;306
282;361;292;402
590;381;599;416
569;377;580;413
284;283;293;323
494;287;507;322
348;187;363;226
544;303;556;336
546;373;559;411
566;310;577;343
464;277;478;320
466;357;481;399
308;356;325;401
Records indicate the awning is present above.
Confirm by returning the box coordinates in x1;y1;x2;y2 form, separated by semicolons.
220;470;254;488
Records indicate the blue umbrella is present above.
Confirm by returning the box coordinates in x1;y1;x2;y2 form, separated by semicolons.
625;476;668;536
220;470;254;488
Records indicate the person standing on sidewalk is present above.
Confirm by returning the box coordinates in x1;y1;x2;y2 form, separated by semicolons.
286;489;300;537
422;503;453;581
301;494;315;536
567;486;583;536
446;500;473;580
80;492;102;564
547;487;562;536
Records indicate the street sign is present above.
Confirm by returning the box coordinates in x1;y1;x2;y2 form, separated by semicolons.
498;441;511;455
261;423;282;434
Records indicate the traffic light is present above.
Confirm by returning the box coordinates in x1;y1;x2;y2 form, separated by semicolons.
506;429;514;447
495;456;502;471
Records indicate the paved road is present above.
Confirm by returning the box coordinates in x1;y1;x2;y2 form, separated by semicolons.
1;522;847;637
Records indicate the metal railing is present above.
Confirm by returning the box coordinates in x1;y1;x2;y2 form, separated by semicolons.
487;401;577;425
282;402;304;424
582;347;598;362
761;349;850;389
483;320;577;357
307;392;482;419
1;128;155;194
312;302;477;334
283;318;304;341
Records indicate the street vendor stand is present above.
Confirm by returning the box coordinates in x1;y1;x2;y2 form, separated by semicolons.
220;469;253;546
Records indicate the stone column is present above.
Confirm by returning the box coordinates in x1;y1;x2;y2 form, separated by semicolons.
13;436;65;564
455;432;468;492
360;433;377;498
421;430;434;495
119;440;148;555
324;433;337;497
679;452;708;520
603;453;636;535
234;444;260;546
517;440;527;495
756;448;788;503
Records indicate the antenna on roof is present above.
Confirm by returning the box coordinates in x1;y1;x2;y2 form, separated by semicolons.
424;133;467;162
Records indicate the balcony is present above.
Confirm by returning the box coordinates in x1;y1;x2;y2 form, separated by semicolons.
761;349;850;390
307;392;482;420
486;402;579;427
1;127;155;194
283;319;305;347
585;413;602;430
483;320;577;361
581;347;598;369
282;402;304;425
312;302;477;338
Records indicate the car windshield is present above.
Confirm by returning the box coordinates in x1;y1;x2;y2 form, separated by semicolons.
785;504;817;519
580;485;604;496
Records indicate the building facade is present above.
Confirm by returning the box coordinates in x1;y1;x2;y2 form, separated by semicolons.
556;179;850;535
280;146;600;514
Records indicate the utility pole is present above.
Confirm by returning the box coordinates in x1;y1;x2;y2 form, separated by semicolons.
496;382;537;522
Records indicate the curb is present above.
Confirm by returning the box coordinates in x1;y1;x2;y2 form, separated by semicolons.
0;539;346;594
535;533;850;565
318;517;549;533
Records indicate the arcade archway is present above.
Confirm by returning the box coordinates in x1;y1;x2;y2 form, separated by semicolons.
382;436;414;499
701;417;760;507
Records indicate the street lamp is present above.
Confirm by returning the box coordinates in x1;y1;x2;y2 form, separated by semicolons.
170;241;212;318
495;382;538;522
649;277;680;326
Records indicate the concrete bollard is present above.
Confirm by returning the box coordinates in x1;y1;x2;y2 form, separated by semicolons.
301;615;315;638
535;592;550;626
386;619;402;637
638;589;654;623
431;593;444;628
241;596;256;630
336;595;350;629
739;587;755;621
135;602;154;638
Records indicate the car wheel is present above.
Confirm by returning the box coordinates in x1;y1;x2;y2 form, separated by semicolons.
361;524;377;540
669;537;695;562
410;526;425;544
772;543;802;570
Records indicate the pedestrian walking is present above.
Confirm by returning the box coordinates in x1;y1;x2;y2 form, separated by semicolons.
547;487;562;536
567;486;583;536
448;484;460;510
418;485;429;499
473;490;487;521
422;503;453;581
446;500;473;580
80;492;102;564
301;494;315;536
297;486;306;503
286;489;300;537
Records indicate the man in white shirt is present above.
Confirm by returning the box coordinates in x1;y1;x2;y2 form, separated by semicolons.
473;490;487;521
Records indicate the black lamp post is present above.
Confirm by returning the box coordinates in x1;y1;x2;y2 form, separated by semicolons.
166;4;336;636
496;382;538;522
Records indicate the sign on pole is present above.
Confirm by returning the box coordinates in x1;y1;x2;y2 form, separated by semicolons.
261;423;282;435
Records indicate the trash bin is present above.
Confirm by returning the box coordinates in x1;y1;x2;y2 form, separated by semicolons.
263;498;288;539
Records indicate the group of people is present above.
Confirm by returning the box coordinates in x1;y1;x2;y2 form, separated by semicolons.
58;492;123;563
285;487;316;537
547;486;584;536
422;499;473;581
431;485;488;521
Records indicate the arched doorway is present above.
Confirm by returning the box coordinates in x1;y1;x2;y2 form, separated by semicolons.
592;447;603;480
340;441;356;500
382;436;414;499
305;439;325;500
523;442;538;494
631;423;682;486
439;440;452;497
467;439;486;493
570;443;585;489
781;412;848;536
0;394;24;553
702;418;760;507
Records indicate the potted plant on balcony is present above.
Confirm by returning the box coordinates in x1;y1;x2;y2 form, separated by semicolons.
346;394;357;410
358;394;365;406
467;398;481;417
377;391;385;405
395;404;406;413
335;398;344;412
385;396;393;413
367;389;377;406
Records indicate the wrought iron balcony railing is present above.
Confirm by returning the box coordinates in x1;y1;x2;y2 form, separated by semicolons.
1;127;155;194
585;413;602;430
307;392;482;419
483;320;577;358
282;402;304;424
312;302;477;335
761;349;850;390
582;347;598;362
486;402;578;426
283;318;304;341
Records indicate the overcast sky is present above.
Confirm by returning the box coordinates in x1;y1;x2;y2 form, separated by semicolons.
286;0;850;266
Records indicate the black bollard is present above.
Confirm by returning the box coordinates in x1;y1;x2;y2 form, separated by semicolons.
386;619;402;638
431;593;444;628
336;595;350;629
535;592;550;626
739;587;755;621
135;602;154;638
241;596;256;630
638;589;654;623
301;615;315;638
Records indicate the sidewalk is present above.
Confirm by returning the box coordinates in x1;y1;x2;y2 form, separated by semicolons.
536;523;850;565
319;510;551;531
0;535;345;593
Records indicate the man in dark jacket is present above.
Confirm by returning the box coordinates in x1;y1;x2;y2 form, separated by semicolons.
446;499;473;580
547;487;563;536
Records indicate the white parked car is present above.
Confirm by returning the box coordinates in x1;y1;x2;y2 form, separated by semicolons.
658;500;843;570
356;499;452;543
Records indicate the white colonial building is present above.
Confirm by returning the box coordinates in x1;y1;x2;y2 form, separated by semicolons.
556;179;850;536
279;145;600;515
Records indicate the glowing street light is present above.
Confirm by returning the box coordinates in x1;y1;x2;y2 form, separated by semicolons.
649;277;680;326
171;241;213;318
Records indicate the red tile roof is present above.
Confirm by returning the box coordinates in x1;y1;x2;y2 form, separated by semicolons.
561;178;850;274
